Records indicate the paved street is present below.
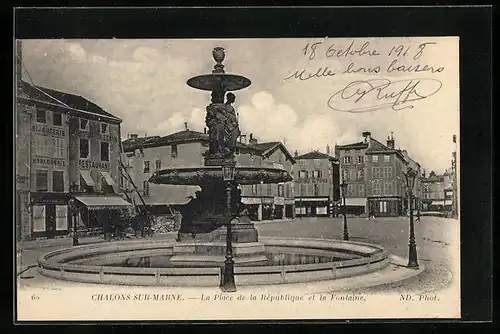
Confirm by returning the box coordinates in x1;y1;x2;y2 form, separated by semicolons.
256;216;460;293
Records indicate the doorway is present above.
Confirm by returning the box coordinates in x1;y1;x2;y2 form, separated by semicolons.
45;204;57;238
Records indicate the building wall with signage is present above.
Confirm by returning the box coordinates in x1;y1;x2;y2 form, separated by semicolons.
293;156;338;217
69;116;121;193
29;107;70;193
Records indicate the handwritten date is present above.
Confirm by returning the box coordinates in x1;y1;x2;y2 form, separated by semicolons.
327;78;443;113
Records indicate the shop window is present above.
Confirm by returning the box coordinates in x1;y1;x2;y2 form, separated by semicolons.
171;144;178;158
100;141;110;162
36;170;48;192
36;109;46;124
52;171;64;192
155;159;162;171
143;161;150;173
79;138;89;158
53;112;62;126
80;119;89;131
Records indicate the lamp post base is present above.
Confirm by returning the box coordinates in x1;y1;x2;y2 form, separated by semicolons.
220;259;236;292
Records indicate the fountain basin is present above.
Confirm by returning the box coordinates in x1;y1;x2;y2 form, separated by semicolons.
37;237;390;287
148;166;292;186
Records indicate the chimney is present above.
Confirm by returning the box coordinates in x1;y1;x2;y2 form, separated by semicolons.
294;150;298;157
386;132;395;149
16;40;22;89
362;131;371;146
203;127;207;134
326;144;331;155
184;122;189;131
249;133;258;145
130;134;138;140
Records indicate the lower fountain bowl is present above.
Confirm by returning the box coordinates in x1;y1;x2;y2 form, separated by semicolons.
37;237;391;287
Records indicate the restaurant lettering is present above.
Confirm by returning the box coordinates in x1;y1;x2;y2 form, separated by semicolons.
32;124;65;137
33;156;67;167
79;159;110;170
296;178;329;184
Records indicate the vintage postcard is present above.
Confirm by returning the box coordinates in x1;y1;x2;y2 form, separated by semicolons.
15;37;460;320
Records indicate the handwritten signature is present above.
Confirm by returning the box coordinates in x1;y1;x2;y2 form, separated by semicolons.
327;78;443;113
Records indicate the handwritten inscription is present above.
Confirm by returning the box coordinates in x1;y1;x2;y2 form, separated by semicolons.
285;39;445;112
328;78;443;113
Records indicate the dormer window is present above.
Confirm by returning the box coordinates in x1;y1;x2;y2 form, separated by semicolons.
101;123;109;134
36;109;46;124
80;119;89;131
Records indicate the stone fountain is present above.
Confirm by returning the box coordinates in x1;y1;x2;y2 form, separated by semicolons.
148;47;293;266
36;48;408;291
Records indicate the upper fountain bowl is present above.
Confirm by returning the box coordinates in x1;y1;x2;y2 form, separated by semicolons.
148;165;293;186
187;73;251;92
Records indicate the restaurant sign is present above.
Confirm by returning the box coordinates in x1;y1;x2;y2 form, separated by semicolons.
32;124;65;137
33;156;67;167
78;159;110;170
296;178;329;184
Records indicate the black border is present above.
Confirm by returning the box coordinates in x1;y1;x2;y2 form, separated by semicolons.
12;6;493;326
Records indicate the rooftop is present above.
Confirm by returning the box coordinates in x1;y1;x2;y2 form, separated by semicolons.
19;80;121;121
295;150;337;161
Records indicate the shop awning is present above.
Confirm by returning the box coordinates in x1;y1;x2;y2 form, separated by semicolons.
74;195;133;211
345;198;367;206
100;171;116;186
79;170;96;187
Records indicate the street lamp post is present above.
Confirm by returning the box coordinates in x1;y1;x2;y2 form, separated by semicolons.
69;199;79;246
340;180;349;241
220;164;236;292
403;167;419;269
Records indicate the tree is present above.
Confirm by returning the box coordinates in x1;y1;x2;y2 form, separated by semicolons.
429;170;436;177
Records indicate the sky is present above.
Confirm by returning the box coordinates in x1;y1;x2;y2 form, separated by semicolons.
20;37;459;174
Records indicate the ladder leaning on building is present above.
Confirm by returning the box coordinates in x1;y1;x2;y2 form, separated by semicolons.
118;142;176;234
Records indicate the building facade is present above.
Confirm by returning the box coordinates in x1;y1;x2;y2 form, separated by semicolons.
422;170;454;212
16;80;127;240
122;129;296;221
293;148;340;217
335;132;423;217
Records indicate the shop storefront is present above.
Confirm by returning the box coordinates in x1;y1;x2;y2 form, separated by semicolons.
367;197;401;217
30;192;71;239
294;197;329;217
72;195;134;230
